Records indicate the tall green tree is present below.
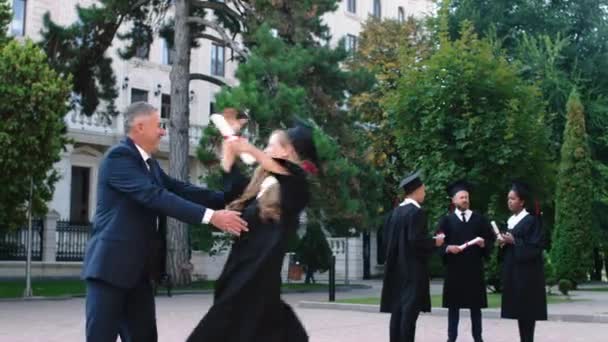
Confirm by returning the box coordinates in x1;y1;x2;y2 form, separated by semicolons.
0;40;71;230
348;17;432;205
551;90;594;284
446;0;608;277
383;20;551;223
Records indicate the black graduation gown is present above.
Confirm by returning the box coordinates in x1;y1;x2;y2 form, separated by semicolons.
188;159;310;342
501;214;547;321
438;212;494;309
380;203;435;314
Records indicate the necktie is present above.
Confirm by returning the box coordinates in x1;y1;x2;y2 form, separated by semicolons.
145;158;153;171
461;212;467;223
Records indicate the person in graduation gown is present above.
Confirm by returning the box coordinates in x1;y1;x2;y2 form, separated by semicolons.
380;171;445;342
499;181;547;342
187;122;319;342
437;180;495;342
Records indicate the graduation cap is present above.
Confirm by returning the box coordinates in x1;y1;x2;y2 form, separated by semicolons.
399;171;423;195
447;179;472;198
286;118;319;165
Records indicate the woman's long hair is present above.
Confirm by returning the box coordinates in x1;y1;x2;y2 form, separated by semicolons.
226;130;291;222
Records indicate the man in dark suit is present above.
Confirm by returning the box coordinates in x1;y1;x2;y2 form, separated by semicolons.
380;171;444;342
82;102;248;342
437;180;494;342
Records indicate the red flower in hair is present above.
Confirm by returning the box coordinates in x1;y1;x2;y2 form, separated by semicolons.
301;160;319;175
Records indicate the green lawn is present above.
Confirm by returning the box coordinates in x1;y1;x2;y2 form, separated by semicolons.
0;279;87;298
336;293;574;308
576;287;608;292
0;279;342;299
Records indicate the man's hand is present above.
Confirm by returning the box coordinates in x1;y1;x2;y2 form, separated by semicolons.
209;210;248;236
476;237;485;248
434;234;445;247
446;245;462;254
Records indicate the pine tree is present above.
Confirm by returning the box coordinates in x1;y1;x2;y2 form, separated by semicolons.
551;90;594;284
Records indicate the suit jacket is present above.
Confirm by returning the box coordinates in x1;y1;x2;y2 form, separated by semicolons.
82;137;225;288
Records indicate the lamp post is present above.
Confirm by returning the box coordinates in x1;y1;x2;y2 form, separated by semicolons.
24;177;34;298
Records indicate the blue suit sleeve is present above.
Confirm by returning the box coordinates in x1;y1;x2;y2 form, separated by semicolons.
105;147;205;224
157;164;225;210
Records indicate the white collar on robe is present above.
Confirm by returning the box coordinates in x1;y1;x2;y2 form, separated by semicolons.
257;176;278;198
454;208;473;222
507;209;529;229
399;198;421;208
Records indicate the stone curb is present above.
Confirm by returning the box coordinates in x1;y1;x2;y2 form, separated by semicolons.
298;301;608;324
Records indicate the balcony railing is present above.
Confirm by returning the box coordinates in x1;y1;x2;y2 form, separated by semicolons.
66;111;205;147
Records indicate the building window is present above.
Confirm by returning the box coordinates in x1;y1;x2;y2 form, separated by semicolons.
211;43;225;77
131;88;149;103
372;0;381;18
135;42;150;60
398;6;405;23
161;94;171;119
161;38;174;65
345;34;358;53
347;0;356;14
10;0;26;37
70;166;90;223
209;101;216;115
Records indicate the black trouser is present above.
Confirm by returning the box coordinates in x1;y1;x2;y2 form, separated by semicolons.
85;278;157;342
390;306;420;342
448;307;482;341
517;319;536;342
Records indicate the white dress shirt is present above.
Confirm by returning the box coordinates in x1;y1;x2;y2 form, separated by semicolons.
454;208;473;222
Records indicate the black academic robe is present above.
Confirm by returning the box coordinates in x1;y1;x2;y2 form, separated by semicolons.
438;212;494;309
380;203;435;314
188;159;310;342
501;214;548;321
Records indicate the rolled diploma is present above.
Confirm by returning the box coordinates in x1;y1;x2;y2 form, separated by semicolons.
210;114;256;165
458;237;484;250
491;221;504;241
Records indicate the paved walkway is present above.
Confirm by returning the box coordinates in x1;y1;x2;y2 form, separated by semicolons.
1;287;607;341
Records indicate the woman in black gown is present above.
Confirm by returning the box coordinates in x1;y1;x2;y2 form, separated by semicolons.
499;181;547;342
187;123;318;342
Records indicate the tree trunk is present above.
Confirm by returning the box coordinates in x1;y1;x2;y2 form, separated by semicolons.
166;0;192;286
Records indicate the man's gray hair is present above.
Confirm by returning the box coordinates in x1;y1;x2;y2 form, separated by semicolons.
124;101;158;134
